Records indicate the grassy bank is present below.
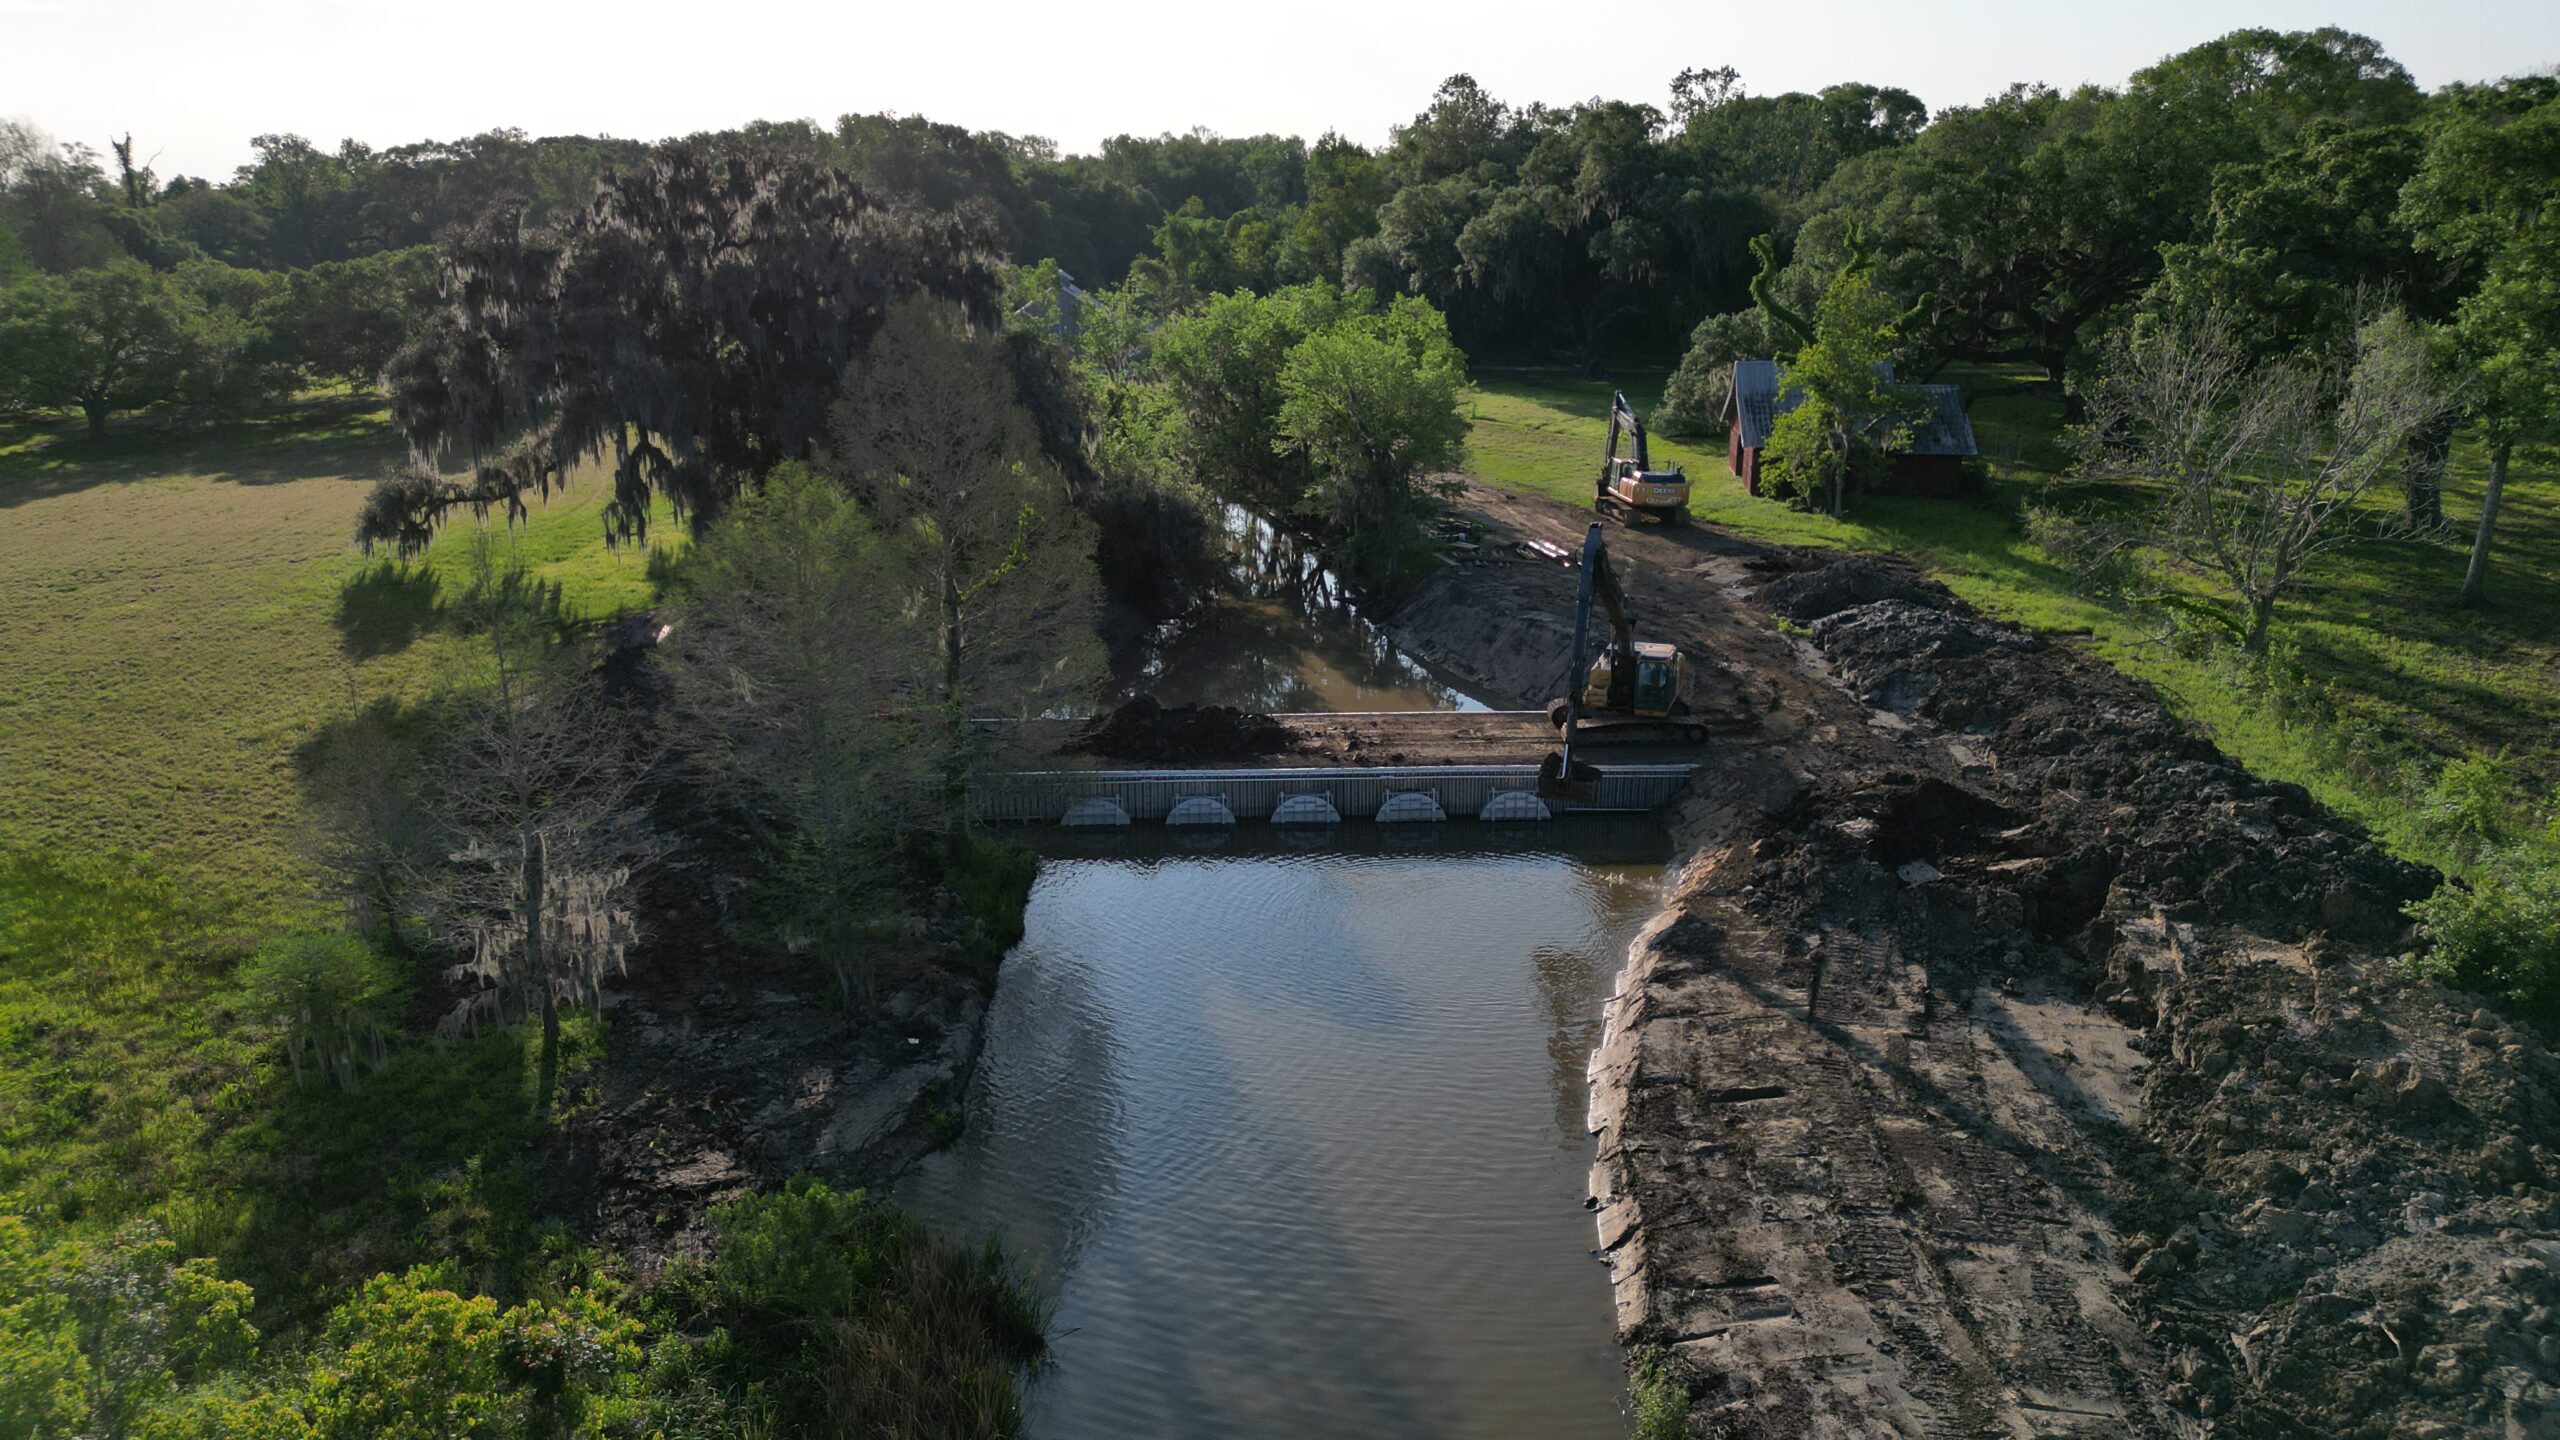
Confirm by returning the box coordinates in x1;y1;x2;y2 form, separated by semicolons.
0;403;678;916
2;405;1048;1434
0;404;677;1316
1464;370;2560;870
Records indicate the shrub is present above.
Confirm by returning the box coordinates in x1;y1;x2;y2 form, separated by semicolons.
943;833;1038;973
0;1217;89;1439
233;932;403;1090
2021;503;2147;602
307;1268;638;1440
130;1381;314;1440
1628;1345;1691;1440
695;1178;1048;1440
2407;859;2560;1022
2420;755;2523;859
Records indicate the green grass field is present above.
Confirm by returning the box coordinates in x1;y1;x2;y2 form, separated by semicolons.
0;403;667;1339
0;403;678;917
1465;370;2560;866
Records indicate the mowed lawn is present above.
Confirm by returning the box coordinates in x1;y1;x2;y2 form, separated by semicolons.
1464;370;2560;859
0;403;677;916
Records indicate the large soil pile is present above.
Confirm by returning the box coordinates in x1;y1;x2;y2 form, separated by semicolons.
1072;694;1297;763
1381;487;2559;1439
1759;553;1944;622
1692;561;2555;1438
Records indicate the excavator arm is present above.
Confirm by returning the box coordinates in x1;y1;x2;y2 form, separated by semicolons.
1542;522;1705;798
1588;526;1639;668
1615;391;1650;471
1553;523;1635;782
1596;390;1650;500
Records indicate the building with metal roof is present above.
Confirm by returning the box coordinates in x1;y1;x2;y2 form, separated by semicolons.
1723;360;1979;498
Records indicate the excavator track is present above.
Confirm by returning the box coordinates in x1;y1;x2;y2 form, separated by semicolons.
1546;697;1707;744
1596;496;1687;527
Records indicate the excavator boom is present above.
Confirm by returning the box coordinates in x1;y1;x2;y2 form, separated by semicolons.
1542;524;1705;798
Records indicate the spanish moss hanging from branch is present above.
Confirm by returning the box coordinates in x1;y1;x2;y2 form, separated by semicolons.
362;144;1008;556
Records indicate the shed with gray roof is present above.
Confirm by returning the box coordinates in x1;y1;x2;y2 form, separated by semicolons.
1724;360;1978;498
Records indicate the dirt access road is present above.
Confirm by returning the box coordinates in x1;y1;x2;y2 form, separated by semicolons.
1378;482;2560;1439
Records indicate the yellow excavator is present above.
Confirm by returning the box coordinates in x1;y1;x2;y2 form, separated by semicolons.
1540;523;1704;798
1595;390;1689;525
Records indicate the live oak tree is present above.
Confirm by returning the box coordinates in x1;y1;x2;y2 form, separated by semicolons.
0;260;222;438
2401;75;2560;607
826;296;1104;815
362;146;1005;556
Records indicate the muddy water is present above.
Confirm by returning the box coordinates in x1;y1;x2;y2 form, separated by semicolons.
1114;508;1491;712
900;824;1670;1440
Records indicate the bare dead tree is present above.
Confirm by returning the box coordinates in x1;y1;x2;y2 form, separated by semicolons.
426;666;661;1115
421;539;662;1114
2076;304;2454;653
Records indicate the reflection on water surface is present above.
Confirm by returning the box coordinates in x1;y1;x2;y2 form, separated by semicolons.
900;824;1669;1440
1113;507;1489;713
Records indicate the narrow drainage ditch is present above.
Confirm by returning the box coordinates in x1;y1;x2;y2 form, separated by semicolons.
1111;505;1492;713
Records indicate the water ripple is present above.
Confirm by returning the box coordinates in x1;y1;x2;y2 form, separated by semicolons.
900;825;1669;1440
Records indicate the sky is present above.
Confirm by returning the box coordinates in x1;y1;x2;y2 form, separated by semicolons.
7;0;2559;181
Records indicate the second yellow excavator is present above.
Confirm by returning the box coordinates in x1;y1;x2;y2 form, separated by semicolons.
1595;390;1690;525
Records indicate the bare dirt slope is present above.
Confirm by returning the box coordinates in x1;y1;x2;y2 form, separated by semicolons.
1384;482;2560;1440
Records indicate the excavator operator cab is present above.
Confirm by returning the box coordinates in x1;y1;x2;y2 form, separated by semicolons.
1581;641;1686;720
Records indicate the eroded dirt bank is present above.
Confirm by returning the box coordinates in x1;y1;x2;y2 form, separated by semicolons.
546;852;999;1276
1385;482;2560;1439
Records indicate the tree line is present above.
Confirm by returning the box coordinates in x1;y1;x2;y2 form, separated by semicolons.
12;31;2550;497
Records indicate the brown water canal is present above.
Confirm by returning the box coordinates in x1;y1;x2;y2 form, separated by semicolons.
1110;507;1490;713
900;824;1668;1440
906;511;1656;1436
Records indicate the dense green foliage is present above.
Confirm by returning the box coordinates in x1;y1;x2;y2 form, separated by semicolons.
365;149;1007;552
2;406;1056;1436
1757;269;1917;511
1062;279;1469;586
668;1178;1048;1439
233;932;403;1090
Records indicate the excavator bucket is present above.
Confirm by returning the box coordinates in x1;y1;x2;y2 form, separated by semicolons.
1537;750;1602;804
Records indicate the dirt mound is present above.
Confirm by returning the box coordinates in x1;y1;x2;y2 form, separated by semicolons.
1861;773;2019;865
1811;599;2043;724
1406;480;2543;1438
2096;919;2560;1439
1810;597;2434;942
1760;554;1942;621
1073;695;1296;762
